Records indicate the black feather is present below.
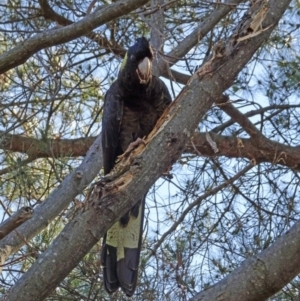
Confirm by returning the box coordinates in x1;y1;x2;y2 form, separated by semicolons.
101;37;171;296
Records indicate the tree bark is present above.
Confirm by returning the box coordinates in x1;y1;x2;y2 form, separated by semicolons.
158;0;244;80
0;0;246;265
3;1;292;300
0;207;33;240
2;108;300;170
190;218;300;301
0;134;102;267
0;131;94;160
0;0;149;74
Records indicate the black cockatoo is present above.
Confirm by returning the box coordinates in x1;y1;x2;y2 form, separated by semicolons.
101;37;172;296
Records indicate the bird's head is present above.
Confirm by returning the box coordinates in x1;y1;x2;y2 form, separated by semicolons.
119;37;153;85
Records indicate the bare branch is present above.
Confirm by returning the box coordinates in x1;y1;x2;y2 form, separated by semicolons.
190;217;300;301
212;103;300;133
38;0;126;56
2;109;300;171
0;0;149;74
216;95;262;139
0;134;103;265
189;132;300;170
158;0;244;78
147;164;253;259
0;207;33;240
0;131;94;159
2;1;290;299
150;0;165;76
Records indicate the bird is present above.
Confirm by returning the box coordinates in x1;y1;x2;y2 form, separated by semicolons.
101;37;172;297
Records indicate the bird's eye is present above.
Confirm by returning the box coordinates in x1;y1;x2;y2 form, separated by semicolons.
130;55;136;61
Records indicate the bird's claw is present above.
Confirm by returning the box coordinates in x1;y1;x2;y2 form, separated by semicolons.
119;137;146;159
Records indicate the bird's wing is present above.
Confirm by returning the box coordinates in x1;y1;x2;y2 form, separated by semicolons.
101;81;146;297
101;40;172;297
101;81;124;294
114;78;171;296
151;76;172;114
101;81;123;175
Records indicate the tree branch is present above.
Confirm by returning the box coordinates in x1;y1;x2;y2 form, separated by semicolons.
189;217;300;301
38;0;126;57
216;95;263;139
150;0;165;76
0;131;94;159
212;103;300;133
0;134;103;266
0;0;149;74
3;1;290;299
2;118;300;172
212;97;300;169
188;132;300;170
0;207;33;240
158;0;244;81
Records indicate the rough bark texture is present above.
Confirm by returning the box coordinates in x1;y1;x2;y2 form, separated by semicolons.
0;134;102;267
1;118;300;170
190;218;300;301
3;1;292;300
150;0;165;76
0;0;246;264
189;132;300;170
0;131;95;160
158;0;244;82
0;207;33;240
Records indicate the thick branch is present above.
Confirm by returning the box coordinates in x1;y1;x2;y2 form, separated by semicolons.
190;217;300;301
2;126;300;171
38;0;126;56
158;0;244;79
0;134;103;266
0;131;94;158
213;97;300;169
3;1;290;300
0;207;33;240
189;132;300;170
0;0;149;74
150;0;165;76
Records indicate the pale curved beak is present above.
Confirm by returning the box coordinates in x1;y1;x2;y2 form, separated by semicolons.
137;57;151;84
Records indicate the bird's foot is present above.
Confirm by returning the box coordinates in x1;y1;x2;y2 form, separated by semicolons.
120;137;146;159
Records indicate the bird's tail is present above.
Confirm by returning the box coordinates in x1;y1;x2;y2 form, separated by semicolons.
101;196;145;297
